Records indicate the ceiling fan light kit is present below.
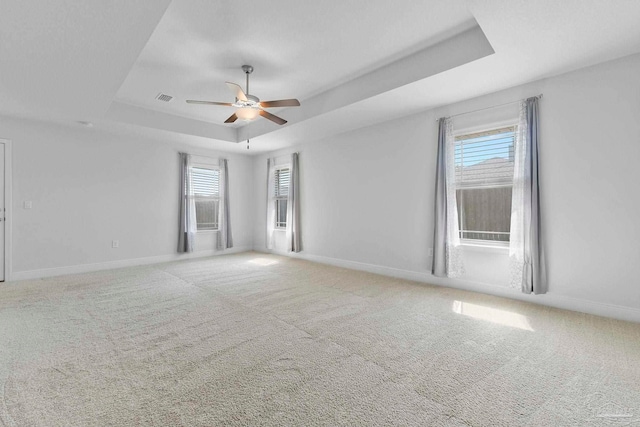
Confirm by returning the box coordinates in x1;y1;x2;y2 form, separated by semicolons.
236;107;259;120
186;65;300;126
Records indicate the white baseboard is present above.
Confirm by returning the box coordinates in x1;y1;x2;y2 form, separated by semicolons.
256;248;640;324
11;246;253;281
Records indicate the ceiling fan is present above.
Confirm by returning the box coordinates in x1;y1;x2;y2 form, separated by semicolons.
186;65;300;125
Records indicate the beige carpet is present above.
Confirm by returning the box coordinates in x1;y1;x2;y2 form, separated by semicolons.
0;252;639;426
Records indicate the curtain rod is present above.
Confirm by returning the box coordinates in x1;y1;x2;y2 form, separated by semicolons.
183;152;222;160
436;94;543;122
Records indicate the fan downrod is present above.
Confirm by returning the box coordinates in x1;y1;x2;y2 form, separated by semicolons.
242;65;254;95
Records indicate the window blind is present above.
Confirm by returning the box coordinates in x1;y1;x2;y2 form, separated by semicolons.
455;127;515;188
275;168;290;197
191;167;220;197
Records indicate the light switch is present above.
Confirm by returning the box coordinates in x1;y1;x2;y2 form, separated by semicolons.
24;201;32;209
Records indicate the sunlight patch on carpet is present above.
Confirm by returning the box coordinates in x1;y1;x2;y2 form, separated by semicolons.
248;258;279;266
452;300;534;331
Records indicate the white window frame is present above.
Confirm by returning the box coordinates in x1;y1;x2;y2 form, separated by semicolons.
454;124;517;248
190;160;221;233
273;165;290;230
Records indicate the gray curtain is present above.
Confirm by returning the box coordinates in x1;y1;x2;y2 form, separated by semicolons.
177;153;195;253
432;118;448;276
216;158;233;250
266;158;275;249
523;97;546;293
286;152;301;252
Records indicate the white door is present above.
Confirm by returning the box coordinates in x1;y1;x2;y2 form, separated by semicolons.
0;144;5;281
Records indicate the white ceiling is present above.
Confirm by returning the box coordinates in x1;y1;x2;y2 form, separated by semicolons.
0;0;172;121
2;0;640;154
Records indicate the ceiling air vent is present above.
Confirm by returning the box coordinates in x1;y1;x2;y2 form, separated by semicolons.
155;93;173;102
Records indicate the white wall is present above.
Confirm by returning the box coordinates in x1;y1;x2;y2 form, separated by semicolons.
252;52;640;321
0;117;253;278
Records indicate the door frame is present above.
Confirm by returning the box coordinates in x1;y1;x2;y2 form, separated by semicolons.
0;139;12;281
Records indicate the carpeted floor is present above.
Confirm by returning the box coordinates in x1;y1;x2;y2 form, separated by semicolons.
0;252;639;426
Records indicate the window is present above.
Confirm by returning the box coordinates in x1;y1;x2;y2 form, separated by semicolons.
191;166;220;231
274;167;290;229
454;126;515;243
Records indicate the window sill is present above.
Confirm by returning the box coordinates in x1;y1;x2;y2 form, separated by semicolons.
197;230;219;234
461;241;509;254
274;228;286;232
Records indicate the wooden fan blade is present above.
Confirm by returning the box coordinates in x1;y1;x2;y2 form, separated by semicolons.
224;113;238;123
225;82;247;101
259;110;287;125
260;99;300;108
186;100;233;106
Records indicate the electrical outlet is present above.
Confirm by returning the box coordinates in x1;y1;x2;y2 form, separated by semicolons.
112;240;119;248
428;247;434;257
24;201;32;209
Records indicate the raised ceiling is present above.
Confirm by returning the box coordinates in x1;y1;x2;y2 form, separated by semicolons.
2;0;640;153
113;0;477;124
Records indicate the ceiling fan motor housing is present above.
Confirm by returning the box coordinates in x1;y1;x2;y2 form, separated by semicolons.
233;94;260;109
